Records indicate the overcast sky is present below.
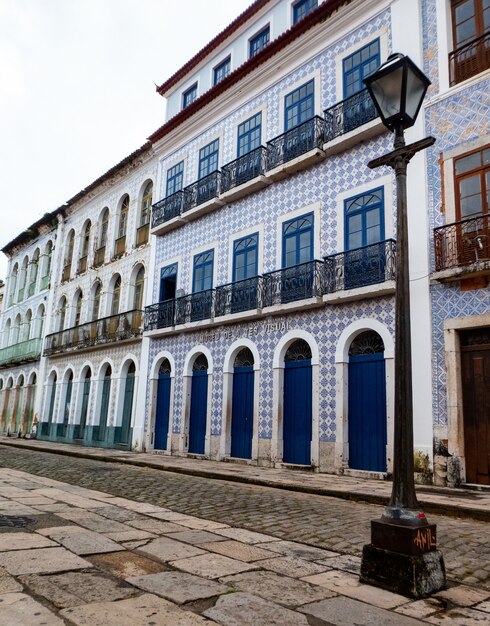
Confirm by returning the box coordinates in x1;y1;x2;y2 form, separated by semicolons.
0;0;251;278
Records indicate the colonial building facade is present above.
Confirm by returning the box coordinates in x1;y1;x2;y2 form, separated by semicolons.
1;0;488;485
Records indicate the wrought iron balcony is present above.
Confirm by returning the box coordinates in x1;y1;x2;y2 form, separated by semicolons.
215;276;263;317
221;147;268;193
136;222;150;246
324;239;397;292
266;116;325;170
183;171;221;212
324;88;378;143
114;236;126;258
175;290;214;324
93;246;105;268
262;260;325;307
152;191;184;229
44;309;143;356
434;215;490;272
449;31;490;86
144;300;175;331
0;338;42;366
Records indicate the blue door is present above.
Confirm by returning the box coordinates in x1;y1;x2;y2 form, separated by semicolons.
348;352;387;471
283;359;312;465
154;365;171;450
189;357;208;454
231;366;254;459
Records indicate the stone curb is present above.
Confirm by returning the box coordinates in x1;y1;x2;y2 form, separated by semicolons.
1;438;489;523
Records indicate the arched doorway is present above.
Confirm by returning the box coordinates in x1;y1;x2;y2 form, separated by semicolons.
120;362;135;445
77;369;91;440
348;330;387;472
60;371;73;438
14;376;25;432
24;373;37;434
231;348;254;459
154;359;171;451
98;365;111;442
283;339;312;465
43;373;57;437
189;354;208;454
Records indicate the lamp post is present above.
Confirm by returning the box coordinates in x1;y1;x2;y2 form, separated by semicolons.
359;53;446;598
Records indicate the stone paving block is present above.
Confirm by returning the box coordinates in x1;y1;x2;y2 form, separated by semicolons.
127;519;186;534
426;607;490;624
11;495;55;505
212;527;281;544
127;571;229;604
172;553;258;579
59;592;216;625
434;585;490;606
317;554;361;574
200;540;275;562
166;529;227;545
221;570;335;607
0;547;90;575
302;569;409;609
260;555;329;578
30;488;106;509
476;601;490;614
0;532;56;552
38;526;123;555
19;570;139;608
0;502;38;515
299;596;423;625
395;598;447;619
138;536;205;562
0;567;23;593
103;529;157;542
144;510;193;521
59;511;131;533
0;591;65;625
204;591;310;625
31;503;75;513
174;517;230;531
259;540;340;562
91;505;146;523
88;551;169;578
121;540;152;550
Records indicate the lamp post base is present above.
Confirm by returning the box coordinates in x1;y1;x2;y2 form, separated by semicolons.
360;519;446;598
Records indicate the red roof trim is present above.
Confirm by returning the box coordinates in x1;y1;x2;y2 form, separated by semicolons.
149;0;349;144
156;0;271;95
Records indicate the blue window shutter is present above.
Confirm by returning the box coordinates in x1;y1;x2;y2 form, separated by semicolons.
233;233;259;281
342;39;380;99
193;250;214;293
282;213;314;267
344;187;385;250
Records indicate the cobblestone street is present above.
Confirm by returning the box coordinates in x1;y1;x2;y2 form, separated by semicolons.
0;445;489;590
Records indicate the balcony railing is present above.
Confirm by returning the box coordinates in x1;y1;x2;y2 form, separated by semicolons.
44;309;143;356
61;264;71;283
434;214;490;271
175;290;214;324
93;246;105;268
136;222;150;246
78;255;88;274
324;239;397;292
262;260;325;306
449;31;490;86
144;300;176;331
215;276;263;316
324;88;378;143
152;191;184;229
221;147;268;193
114;236;126;258
183;171;221;212
0;338;42;366
267;116;325;170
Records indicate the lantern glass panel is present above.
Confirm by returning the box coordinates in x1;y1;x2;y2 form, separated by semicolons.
405;67;427;120
370;65;403;120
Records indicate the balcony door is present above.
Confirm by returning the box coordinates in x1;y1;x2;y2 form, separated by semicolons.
198;140;219;203
158;263;177;328
344;188;385;289
281;213;314;302
451;0;490;84
188;355;208;455
154;359;171;451
191;250;214;320
232;234;259;313
342;39;380;132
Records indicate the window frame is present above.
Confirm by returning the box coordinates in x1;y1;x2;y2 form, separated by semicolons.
284;79;315;131
454;144;490;221
344;187;385;251
232;233;259;282
159;263;178;302
342;38;381;99
198;139;220;179
282;212;314;268
166;161;185;197
237;112;262;157
213;56;231;85
182;83;198;110
249;25;270;58
451;0;489;49
292;0;317;25
192;249;214;293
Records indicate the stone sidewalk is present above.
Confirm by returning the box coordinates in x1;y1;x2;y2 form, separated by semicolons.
1;436;490;521
1;467;490;625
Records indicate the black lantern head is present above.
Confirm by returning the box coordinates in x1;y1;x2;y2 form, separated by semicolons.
363;53;431;133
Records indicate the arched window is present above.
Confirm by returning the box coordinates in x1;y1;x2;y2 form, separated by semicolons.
132;267;145;310
79;221;91;273
23;310;32;342
9;264;18;307
29;249;40;296
18;257;29;302
3;319;11;348
115;196;129;257
59;297;67;331
73;291;83;326
137;182;152;246
349;330;385;355
12;314;21;344
94;209;109;267
193;354;209;371
234;347;255;367
92;282;102;321
111;276;121;315
37;305;45;338
41;242;52;290
285;339;312;362
63;231;75;281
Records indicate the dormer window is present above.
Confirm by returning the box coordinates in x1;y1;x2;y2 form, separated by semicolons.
292;0;317;25
213;56;231;85
182;83;198;109
249;25;270;58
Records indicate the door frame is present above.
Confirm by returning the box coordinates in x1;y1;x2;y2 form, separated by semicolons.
148;351;176;453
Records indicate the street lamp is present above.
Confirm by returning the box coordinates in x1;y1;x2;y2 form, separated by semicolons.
359;53;446;598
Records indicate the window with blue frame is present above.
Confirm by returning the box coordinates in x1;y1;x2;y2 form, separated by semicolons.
343;39;380;98
182;83;197;109
166;162;184;197
282;213;314;267
284;80;314;131
233;234;259;281
293;0;317;24
193;250;214;292
344;188;385;250
249;25;270;58
159;263;178;302
213;56;231;85
237;113;262;157
198;139;219;179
